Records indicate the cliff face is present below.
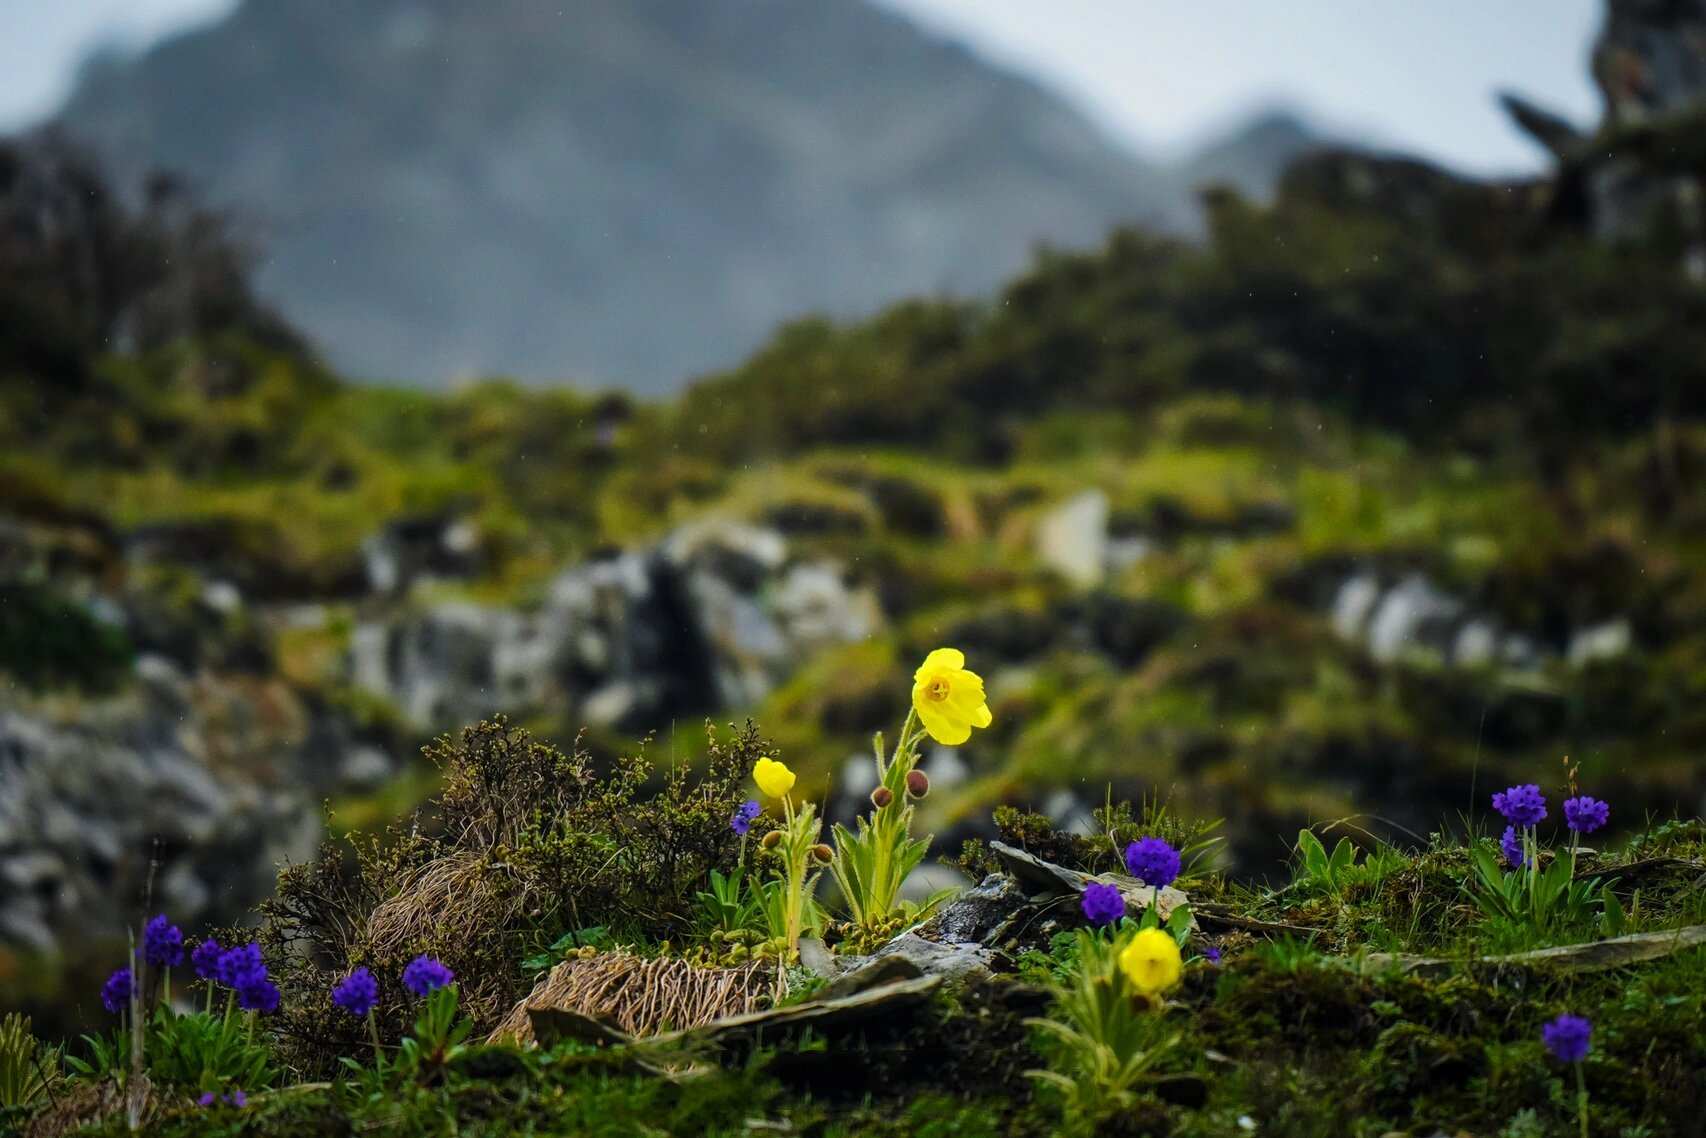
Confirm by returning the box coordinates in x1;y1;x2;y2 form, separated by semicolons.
51;0;1195;390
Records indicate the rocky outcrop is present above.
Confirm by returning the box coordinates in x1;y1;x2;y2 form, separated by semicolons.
1328;570;1631;671
0;660;351;952
352;521;881;733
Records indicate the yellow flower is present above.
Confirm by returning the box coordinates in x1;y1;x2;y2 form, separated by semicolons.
752;757;796;799
1118;928;1183;996
911;648;993;746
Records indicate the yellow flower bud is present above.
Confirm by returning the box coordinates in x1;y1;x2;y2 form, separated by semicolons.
811;843;834;864
761;830;784;850
870;786;894;809
905;770;931;798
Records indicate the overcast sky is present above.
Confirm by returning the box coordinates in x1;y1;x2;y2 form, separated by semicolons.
1;0;1604;175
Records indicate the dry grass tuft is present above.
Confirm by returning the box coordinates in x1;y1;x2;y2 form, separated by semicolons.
490;951;768;1044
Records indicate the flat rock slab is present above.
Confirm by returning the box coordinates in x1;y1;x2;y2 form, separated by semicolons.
1362;924;1706;979
990;841;1194;927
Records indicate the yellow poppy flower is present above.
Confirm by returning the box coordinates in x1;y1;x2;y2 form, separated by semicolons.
911;648;993;746
1118;928;1183;996
752;757;796;799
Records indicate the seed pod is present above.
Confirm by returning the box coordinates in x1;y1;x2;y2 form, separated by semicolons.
811;843;835;863
761;830;784;850
906;770;931;798
870;786;894;809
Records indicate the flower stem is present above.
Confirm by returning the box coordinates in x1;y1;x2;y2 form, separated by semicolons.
1575;1060;1589;1138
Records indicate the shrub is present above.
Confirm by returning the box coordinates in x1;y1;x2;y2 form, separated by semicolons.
256;716;760;1073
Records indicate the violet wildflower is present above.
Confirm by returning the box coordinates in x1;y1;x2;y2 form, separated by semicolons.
402;955;454;997
217;943;266;990
1123;837;1181;889
1543;1013;1592;1063
100;966;134;1014
238;978;281;1014
1500;825;1527;869
1202;946;1222;965
143;915;184;969
1492;784;1547;827
199;1093;216;1107
1563;796;1609;835
201;1090;247;1108
332;968;379;1018
731;800;762;837
1079;882;1126;926
227;1091;247;1108
191;938;223;982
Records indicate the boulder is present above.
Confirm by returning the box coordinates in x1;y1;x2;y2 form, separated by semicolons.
354;521;880;733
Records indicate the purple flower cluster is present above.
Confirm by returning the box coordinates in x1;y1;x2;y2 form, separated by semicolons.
199;1090;248;1108
192;938;224;981
402;955;454;998
1543;1013;1592;1063
1563;795;1610;834
1123;837;1181;889
731;800;762;837
1201;946;1222;966
1492;784;1547;828
101;966;134;1014
332;968;380;1018
1500;825;1527;869
1079;882;1126;926
143;915;184;969
190;939;281;1014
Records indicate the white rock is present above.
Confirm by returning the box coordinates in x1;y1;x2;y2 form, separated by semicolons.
1330;574;1381;639
1367;574;1461;663
1036;490;1109;588
1568;619;1631;666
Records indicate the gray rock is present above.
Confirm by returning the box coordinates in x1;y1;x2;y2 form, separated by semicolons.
873;932;996;986
354;521;880;733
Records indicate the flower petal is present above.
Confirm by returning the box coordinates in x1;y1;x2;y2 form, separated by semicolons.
915;647;965;682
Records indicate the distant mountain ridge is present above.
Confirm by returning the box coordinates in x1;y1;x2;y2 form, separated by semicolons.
51;0;1325;391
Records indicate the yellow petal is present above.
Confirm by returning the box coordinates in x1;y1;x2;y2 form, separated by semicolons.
914;647;965;682
916;701;971;746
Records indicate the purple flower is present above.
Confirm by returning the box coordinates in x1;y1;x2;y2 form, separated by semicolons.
1500;825;1527;869
100;966;134;1014
237;979;280;1014
402;955;454;998
1202;946;1222;965
731;800;762;837
1492;784;1547;828
1543;1014;1592;1063
143;915;184;969
1079;882;1127;926
332;968;379;1017
216;943;266;990
1563;795;1609;835
199;1093;216;1107
191;938;223;981
227;1091;247;1108
1123;837;1181;889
